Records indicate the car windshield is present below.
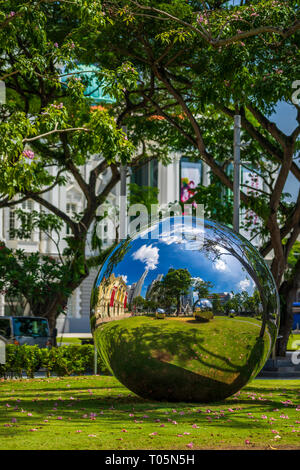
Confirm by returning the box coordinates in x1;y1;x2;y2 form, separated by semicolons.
12;318;49;337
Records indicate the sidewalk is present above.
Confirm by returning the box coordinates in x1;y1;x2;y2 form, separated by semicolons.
257;351;300;379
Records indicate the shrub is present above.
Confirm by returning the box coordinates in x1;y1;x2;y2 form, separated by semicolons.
0;344;110;378
155;312;166;320
194;310;214;322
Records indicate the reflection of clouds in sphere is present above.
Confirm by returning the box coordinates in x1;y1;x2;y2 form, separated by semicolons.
239;278;251;291
214;259;227;271
132;244;159;271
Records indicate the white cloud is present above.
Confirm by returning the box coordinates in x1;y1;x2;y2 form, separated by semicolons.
119;274;128;284
214;259;227;271
132;244;159;271
239;278;251;291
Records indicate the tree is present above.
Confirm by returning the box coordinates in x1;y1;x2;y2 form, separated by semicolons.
0;1;168;332
193;279;213;307
132;295;145;312
82;0;300;354
161;268;192;315
211;293;223;314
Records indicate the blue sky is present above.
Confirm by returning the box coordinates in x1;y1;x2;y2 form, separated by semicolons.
97;223;258;298
271;102;299;202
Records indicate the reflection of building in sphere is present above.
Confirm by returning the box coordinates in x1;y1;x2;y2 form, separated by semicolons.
95;273;129;325
146;274;164;299
181;285;194;313
127;283;136;306
206;292;232;304
133;269;148;299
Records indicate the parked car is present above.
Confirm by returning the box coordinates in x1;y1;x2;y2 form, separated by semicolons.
0;316;52;347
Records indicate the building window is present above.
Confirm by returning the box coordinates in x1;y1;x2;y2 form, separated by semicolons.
66;203;77;234
22;200;33;211
131;160;158;188
9;209;16;240
9;199;34;240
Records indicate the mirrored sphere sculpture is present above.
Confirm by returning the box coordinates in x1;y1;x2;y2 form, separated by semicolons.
90;217;279;402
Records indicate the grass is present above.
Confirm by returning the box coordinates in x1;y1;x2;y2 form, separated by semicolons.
57;337;82;346
95;315;272;402
0;375;299;450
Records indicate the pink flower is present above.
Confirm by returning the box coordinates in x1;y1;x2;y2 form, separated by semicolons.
245;440;251;445
186;443;194;449
10;12;16;17
29;428;38;432
88;434;97;437
11;418;17;423
54;42;59;48
149;432;157;436
76;430;82;433
23;150;35;160
192;424;199;428
240;42;245;46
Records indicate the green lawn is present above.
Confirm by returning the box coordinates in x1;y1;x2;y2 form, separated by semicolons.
0;375;299;450
57;337;82;346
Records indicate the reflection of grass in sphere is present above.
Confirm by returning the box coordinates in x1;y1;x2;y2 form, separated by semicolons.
94;316;271;403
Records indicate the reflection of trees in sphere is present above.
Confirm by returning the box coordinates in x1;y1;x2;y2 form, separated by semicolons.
91;217;279;403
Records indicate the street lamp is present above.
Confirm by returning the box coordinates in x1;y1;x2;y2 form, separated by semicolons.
119;125;128;240
233;114;241;232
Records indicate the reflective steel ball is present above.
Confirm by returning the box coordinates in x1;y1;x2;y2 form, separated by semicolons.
90;217;279;402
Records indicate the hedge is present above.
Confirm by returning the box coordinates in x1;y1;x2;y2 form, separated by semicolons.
0;344;110;379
